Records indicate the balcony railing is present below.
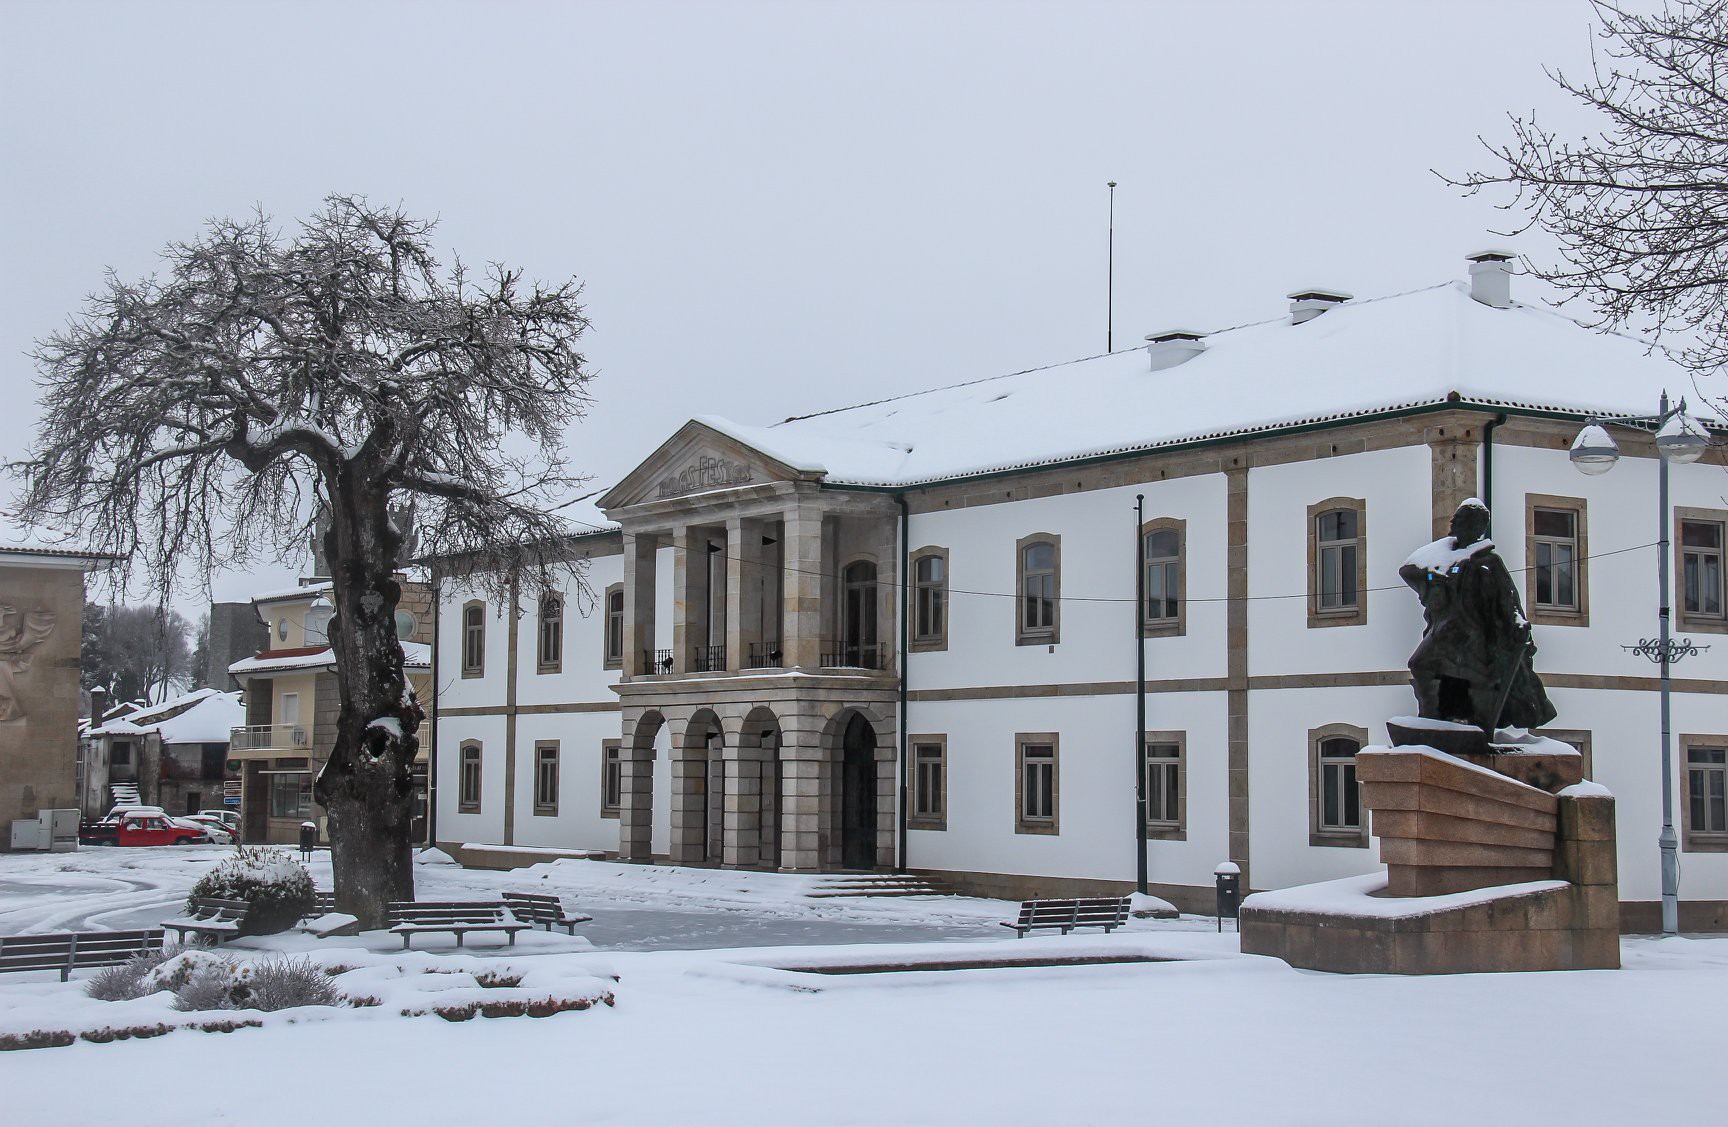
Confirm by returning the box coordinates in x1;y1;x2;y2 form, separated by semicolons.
821;643;883;670
691;645;726;673
230;724;312;753
642;648;674;675
747;642;784;669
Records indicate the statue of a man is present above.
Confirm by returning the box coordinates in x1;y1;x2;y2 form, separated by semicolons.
1399;499;1556;732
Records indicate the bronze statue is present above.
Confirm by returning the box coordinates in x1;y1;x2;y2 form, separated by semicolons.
1399;500;1556;733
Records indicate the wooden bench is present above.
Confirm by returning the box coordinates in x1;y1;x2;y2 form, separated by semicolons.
162;897;250;945
0;929;166;981
1000;897;1131;938
387;901;530;949
299;890;337;920
503;891;593;934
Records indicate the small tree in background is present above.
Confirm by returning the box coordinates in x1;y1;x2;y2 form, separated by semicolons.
1453;0;1728;388
12;195;595;927
83;603;195;703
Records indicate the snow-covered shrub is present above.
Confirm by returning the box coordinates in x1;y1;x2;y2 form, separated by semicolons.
83;944;190;1001
187;845;314;934
144;948;235;997
169;955;340;1013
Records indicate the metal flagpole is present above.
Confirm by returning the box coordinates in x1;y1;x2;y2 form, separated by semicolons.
1107;181;1118;353
1135;493;1148;895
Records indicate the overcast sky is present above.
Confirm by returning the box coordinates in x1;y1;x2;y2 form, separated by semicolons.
0;0;1603;613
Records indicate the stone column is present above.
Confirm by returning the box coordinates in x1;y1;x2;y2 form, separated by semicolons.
781;508;825;669
667;744;708;865
726;516;764;671
778;715;824;872
722;750;762;869
618;737;654;863
672;525;709;674
623;533;658;678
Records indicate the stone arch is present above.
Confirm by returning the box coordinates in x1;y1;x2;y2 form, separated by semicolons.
728;705;782;869
820;705;895;871
671;708;724;864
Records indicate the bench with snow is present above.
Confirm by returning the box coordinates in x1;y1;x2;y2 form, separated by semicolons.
298;891;337;920
1001;897;1132;938
162;897;251;945
387;902;530;949
502;892;593;935
0;928;166;981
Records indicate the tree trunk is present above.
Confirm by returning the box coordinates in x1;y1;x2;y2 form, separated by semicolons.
314;467;424;930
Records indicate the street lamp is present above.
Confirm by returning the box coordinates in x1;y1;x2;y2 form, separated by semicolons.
1570;391;1710;937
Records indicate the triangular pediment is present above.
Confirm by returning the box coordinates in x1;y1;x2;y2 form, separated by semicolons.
599;420;819;512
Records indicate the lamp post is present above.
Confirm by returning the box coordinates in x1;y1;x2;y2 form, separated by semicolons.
1570;391;1710;937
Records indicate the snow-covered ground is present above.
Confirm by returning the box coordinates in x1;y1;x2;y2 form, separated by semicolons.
0;847;1719;1124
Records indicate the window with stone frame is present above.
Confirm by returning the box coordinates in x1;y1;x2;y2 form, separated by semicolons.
1309;724;1368;846
1307;499;1367;628
1677;508;1728;634
1683;736;1728;852
461;601;485;677
533;741;560;816
1141;518;1186;637
600;740;622;817
909;736;946;830
1143;732;1186;840
910;548;949;652
1526;494;1589;626
603;584;625;669
537;593;564;674
1016;534;1061;645
458;741;482;813
1015;734;1059;834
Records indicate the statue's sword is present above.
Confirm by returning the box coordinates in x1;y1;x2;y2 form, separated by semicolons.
1481;637;1535;738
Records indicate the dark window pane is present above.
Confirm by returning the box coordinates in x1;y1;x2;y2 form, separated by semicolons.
1533;509;1574;538
1147;530;1179;558
1682;521;1721;550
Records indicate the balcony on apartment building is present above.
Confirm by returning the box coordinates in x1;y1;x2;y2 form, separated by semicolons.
229;723;313;754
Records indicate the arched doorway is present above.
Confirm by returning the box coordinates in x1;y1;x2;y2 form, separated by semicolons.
621;711;664;863
739;706;782;870
676;710;723;865
840;712;878;869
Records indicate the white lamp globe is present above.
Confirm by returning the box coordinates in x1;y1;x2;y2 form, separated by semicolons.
1569;423;1619;475
1656;409;1710;465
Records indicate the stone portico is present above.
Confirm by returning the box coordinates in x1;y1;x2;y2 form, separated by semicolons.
600;422;904;873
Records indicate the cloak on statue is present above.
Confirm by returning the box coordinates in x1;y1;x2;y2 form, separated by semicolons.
1398;500;1556;732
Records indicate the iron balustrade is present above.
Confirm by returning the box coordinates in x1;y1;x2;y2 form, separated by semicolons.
821;643;882;669
229;724;312;753
747;643;785;669
642;648;675;675
691;645;727;673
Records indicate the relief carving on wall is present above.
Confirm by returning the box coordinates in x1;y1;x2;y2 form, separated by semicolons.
0;600;57;721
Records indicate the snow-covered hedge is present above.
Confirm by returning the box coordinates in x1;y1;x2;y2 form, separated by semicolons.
187;846;314;935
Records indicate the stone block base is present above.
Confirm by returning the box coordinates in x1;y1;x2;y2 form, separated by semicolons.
1240;874;1619;974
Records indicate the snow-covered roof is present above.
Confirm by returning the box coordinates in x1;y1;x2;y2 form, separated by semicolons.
88;688;245;744
248;581;333;606
0;519;120;568
228;640;431;677
681;281;1706;489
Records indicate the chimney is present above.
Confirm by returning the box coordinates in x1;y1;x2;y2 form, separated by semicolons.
1144;329;1208;372
1467;249;1514;309
90;686;108;723
1287;289;1353;325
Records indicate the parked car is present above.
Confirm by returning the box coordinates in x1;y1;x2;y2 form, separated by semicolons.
181;814;237;844
79;807;217;846
196;809;241;833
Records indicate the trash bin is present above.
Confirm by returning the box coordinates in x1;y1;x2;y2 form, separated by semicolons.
299;820;318;861
1214;861;1242;932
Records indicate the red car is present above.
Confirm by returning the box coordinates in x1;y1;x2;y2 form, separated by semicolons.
111;811;207;846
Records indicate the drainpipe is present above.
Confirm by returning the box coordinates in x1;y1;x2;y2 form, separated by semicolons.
896;494;910;873
1481;413;1506;534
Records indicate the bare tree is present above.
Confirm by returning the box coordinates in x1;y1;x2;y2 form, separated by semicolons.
1451;0;1728;385
84;603;195;703
11;195;594;925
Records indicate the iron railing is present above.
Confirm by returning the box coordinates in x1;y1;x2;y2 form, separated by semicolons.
821;643;883;670
747;642;784;669
691;645;727;673
229;724;312;753
642;648;675;675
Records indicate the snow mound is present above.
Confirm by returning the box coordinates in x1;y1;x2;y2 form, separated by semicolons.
1130;892;1179;919
415;847;458;866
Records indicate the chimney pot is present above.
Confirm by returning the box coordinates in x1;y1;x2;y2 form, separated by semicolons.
1467;249;1515;309
1144;329;1208;371
1287;289;1353;325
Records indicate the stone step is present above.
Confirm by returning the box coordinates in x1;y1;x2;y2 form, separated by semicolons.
1357;747;1558;812
1370;809;1557;852
806;874;952;899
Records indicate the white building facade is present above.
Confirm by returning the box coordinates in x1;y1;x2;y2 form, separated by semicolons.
433;255;1728;927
